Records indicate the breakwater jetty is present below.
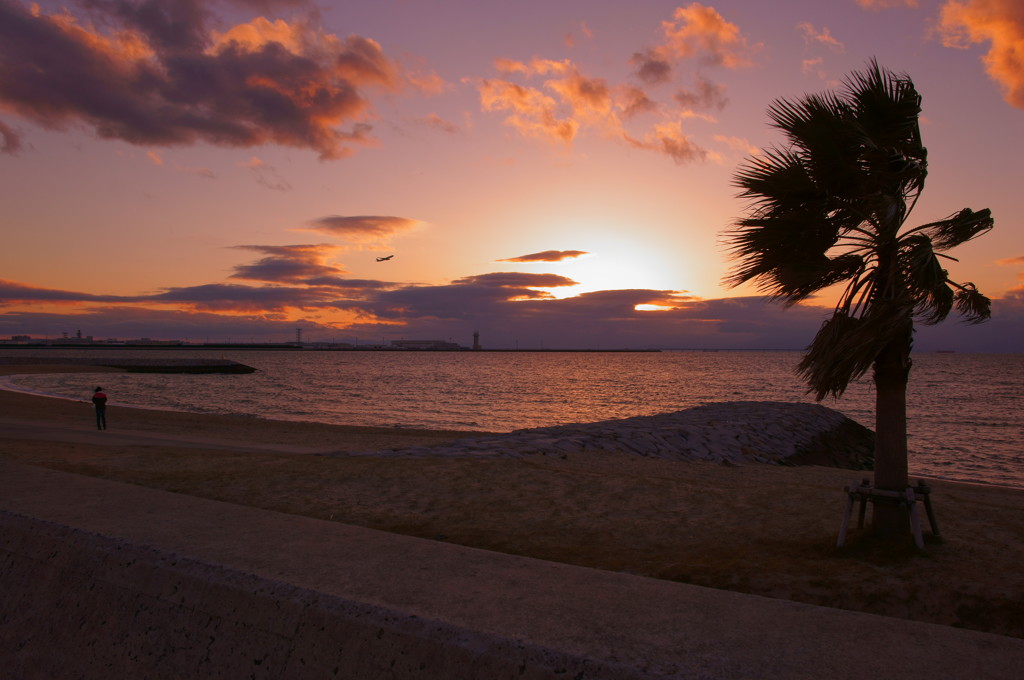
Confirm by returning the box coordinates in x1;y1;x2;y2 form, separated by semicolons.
0;356;256;374
333;401;875;470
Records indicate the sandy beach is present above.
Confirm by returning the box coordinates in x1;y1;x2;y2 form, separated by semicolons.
2;363;1022;639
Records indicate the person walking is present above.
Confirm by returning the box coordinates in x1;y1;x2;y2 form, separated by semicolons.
92;387;107;430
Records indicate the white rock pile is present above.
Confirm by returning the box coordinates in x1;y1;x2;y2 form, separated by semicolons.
335;401;875;469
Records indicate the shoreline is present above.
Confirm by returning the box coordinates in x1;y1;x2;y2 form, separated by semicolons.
1;363;1023;638
3;362;1019;492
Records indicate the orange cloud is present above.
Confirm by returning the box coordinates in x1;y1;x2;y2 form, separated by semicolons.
619;86;660;118
624;119;707;164
938;0;1024;108
419;114;459;134
480;64;714;162
494;57;572;77
855;0;920;8
210;17;307;53
499;250;589;262
565;21;594;48
479;79;578;143
40;3;156;61
656;3;761;69
797;23;845;51
674;75;729;110
479;8;743;163
996;255;1024;265
406;69;448;95
549;70;615;122
305;215;422;244
453;273;578;288
493;58;528;75
229;244;345;283
802;56;825;76
482;59;681;146
713;134;761;157
630;2;760;84
490;58;622;128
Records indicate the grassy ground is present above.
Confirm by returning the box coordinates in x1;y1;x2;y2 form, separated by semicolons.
4;434;1023;639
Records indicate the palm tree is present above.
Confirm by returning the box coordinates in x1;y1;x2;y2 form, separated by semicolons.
724;60;993;538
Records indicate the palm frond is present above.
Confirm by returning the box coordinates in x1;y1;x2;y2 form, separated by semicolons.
768;95;873;198
843;61;929;203
953;283;992;324
917;284;955;325
844;59;924;151
798;313;868;400
898;234;947;318
798;309;910;399
724;206;852;297
802;301;916;398
767;91;849;151
912;208;994;251
775;253;866;305
733;148;822;214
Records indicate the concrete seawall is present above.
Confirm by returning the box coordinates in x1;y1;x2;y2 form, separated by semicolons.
2;460;1023;679
1;513;628;679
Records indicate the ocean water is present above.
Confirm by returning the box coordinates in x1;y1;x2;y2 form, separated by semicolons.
2;349;1021;488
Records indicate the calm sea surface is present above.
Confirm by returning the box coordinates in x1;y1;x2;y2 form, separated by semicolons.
3;349;1021;488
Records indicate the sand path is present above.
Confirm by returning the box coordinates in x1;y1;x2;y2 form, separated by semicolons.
0;417;337;454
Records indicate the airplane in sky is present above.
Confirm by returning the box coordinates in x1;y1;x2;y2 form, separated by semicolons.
376;255;394;262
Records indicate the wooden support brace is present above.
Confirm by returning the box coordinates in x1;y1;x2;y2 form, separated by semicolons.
856;478;870;529
905;487;925;549
837;482;857;548
917;481;941;539
836;479;940;548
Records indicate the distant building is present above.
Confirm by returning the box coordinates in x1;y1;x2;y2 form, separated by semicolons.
130;338;183;346
473;331;482;351
54;333;94;344
390;339;464;351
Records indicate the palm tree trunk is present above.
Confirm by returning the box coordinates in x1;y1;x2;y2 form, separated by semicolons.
872;335;912;538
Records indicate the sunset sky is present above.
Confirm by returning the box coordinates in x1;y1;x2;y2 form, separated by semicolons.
1;0;1022;351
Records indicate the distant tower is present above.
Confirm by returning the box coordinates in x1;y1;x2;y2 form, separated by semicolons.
295;328;302;346
472;331;481;351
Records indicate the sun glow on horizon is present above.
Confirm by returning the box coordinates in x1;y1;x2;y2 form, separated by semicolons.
512;228;696;300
